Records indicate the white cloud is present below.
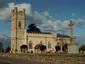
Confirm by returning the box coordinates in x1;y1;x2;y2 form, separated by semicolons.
26;11;53;25
9;3;31;15
40;20;70;32
0;8;10;20
40;18;85;32
0;34;9;39
0;0;8;8
71;19;85;26
0;3;31;20
0;2;85;33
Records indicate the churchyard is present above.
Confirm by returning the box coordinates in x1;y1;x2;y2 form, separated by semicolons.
0;53;85;64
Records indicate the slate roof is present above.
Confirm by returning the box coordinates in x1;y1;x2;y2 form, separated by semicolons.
27;31;52;34
57;34;70;38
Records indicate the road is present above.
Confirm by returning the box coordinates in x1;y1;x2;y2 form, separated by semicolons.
0;56;44;64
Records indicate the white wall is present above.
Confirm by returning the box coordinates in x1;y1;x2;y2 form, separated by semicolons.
26;33;57;53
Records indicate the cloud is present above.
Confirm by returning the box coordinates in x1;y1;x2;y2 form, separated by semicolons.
0;8;11;20
40;20;70;33
26;11;47;24
40;18;85;33
71;19;85;26
26;11;54;25
0;33;9;39
0;2;53;24
9;3;31;15
0;33;10;48
0;0;8;8
0;2;85;33
0;3;31;21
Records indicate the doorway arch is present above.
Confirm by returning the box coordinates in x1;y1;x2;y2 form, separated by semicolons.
20;45;28;53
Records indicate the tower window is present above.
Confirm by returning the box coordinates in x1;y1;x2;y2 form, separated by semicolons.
18;21;21;28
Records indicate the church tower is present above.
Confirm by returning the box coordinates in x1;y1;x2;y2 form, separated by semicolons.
11;7;26;53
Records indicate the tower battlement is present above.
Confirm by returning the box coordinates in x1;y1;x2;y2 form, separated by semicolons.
12;7;25;16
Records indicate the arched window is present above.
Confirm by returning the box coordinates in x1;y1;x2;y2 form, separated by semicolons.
29;41;32;49
48;41;51;49
18;21;21;28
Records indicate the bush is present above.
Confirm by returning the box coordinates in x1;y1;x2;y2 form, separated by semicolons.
55;45;61;52
0;42;4;52
5;46;10;52
79;45;85;53
39;45;46;51
62;43;68;52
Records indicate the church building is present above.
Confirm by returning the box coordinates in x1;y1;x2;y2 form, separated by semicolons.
11;7;71;53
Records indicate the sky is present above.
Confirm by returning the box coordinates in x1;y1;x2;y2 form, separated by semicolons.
0;0;85;46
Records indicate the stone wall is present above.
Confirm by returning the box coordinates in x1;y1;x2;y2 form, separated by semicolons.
0;53;85;64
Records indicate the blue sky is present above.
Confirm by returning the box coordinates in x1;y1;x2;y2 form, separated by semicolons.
0;0;85;46
8;0;85;36
9;0;85;19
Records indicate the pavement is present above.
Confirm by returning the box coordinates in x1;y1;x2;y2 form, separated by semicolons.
0;56;44;64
